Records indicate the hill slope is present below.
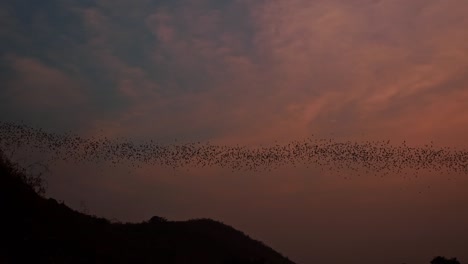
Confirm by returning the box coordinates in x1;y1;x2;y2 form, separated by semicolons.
0;152;295;264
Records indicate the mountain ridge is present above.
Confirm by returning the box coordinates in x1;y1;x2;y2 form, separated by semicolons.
0;151;295;264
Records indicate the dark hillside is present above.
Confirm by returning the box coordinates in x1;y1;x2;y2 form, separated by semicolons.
0;151;295;264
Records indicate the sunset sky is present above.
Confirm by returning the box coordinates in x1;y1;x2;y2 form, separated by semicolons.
1;0;468;263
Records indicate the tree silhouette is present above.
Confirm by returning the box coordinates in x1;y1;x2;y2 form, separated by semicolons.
148;215;167;223
431;256;461;264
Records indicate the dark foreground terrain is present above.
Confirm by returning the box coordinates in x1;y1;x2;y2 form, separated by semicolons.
0;151;294;264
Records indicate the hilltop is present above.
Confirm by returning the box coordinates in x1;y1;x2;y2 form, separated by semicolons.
0;150;295;264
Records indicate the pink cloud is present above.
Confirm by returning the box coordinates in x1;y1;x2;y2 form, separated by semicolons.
146;11;175;44
81;0;468;146
4;54;85;108
235;0;468;142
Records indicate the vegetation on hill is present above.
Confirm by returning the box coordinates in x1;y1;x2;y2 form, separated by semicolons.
430;256;461;264
0;149;294;264
0;149;462;264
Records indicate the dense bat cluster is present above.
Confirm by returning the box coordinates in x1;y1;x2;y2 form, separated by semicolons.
0;121;467;174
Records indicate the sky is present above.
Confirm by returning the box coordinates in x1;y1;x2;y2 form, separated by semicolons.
1;0;468;263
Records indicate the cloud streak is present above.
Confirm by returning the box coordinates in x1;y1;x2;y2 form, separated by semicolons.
3;0;466;146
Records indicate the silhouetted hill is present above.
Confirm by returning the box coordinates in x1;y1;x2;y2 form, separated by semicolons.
0;151;295;264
